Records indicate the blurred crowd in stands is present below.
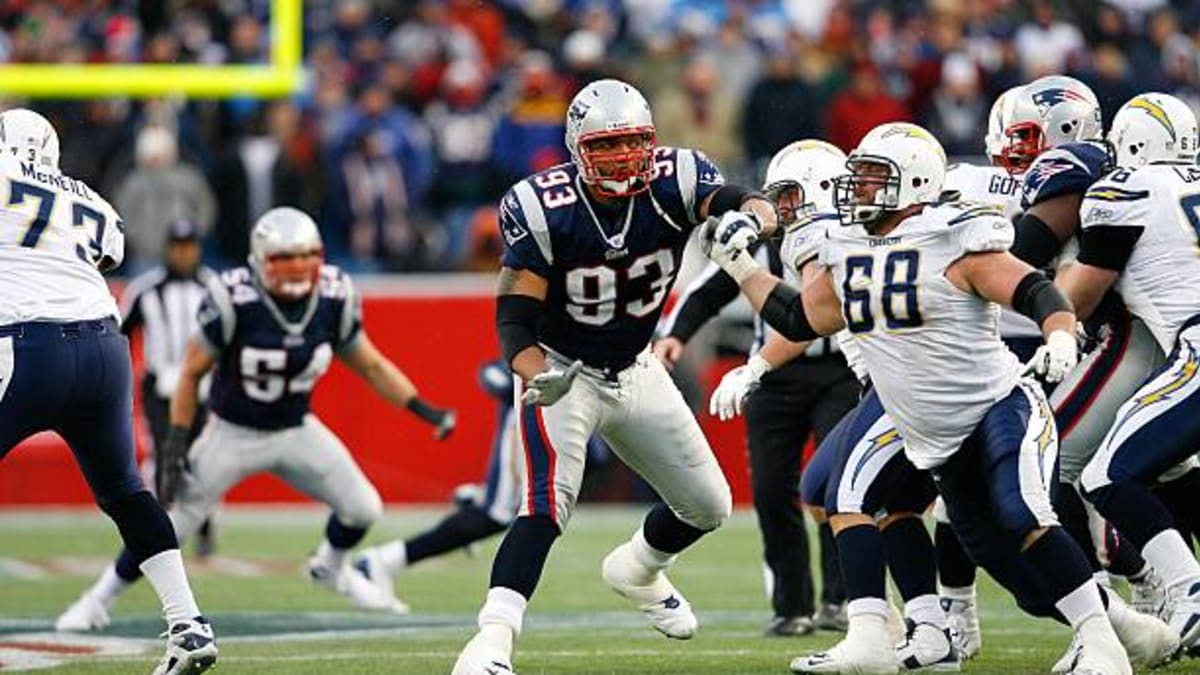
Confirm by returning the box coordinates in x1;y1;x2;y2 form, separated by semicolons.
3;0;1200;274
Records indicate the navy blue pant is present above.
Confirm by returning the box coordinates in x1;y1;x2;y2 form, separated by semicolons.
800;387;935;518
0;320;143;505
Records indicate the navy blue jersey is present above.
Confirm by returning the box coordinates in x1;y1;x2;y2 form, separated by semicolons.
499;147;724;369
196;265;362;430
1020;141;1113;210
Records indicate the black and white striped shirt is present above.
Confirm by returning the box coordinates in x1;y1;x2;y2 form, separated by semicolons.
120;265;214;398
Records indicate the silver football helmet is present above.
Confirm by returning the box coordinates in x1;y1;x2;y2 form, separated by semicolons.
762;139;847;226
248;207;324;300
564;79;656;197
1108;92;1198;166
834;122;946;229
1001;75;1101;173
0;108;60;171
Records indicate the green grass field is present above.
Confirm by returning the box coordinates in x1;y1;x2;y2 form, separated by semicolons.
0;506;1191;674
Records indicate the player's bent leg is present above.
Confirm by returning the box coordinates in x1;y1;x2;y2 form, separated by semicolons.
455;377;596;674
1081;332;1200;653
352;504;508;601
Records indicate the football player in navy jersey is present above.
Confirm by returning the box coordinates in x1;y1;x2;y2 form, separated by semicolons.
451;78;778;675
58;207;457;624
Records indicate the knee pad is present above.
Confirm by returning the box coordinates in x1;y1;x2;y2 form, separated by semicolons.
99;490;179;563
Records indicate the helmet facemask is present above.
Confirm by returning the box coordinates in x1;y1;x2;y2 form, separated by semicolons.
835;157;901;231
765;180;805;228
259;249;323;301
999;121;1044;175
576;128;655;197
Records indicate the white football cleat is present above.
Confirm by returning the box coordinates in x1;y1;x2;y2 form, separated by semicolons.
1064;615;1132;675
151;615;218;675
1104;586;1179;667
601;543;697;639
939;596;980;660
791;613;898;674
895;621;960;671
1129;569;1167;619
452;625;516;675
350;547;397;600
1166;578;1200;652
55;593;112;632
306;555;409;614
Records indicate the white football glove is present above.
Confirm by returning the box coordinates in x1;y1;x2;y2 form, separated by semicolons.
702;211;762;283
1026;330;1078;383
521;360;584;407
708;355;772;421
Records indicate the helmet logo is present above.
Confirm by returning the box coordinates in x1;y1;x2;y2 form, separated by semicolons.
1128;97;1176;142
605;120;632;131
568;100;590;129
1031;88;1089;115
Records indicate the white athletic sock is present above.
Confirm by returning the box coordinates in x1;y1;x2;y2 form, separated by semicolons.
1055;579;1105;629
847;597;890;620
312;540;348;572
139;549;201;625
91;564;131;605
904;593;948;629
1142;529;1200;591
938;583;976;603
377;540;408;575
630;527;677;576
478;586;528;635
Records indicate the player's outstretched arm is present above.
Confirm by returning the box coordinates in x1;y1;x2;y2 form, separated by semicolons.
169;338;216;430
158;338;216;503
1054;263;1118;323
953;250;1079;382
340;334;456;440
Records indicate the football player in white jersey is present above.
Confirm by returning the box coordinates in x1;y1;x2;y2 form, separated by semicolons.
706;122;1139;674
0;109;217;674
1059;92;1200;653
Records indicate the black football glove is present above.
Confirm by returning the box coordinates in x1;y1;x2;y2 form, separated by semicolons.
407;397;457;440
155;425;191;506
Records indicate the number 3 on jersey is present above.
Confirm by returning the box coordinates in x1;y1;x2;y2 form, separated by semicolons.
843;250;922;333
565;249;674;325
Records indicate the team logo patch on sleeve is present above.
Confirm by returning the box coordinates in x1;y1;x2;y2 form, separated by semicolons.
500;193;529;245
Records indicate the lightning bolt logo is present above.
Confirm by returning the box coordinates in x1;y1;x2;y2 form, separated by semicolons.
1033;395;1056;485
1129;96;1176;142
1117;342;1200;427
850;426;904;488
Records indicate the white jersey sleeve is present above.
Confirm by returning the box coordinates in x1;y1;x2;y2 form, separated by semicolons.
1079;166;1200;351
0;157;121;324
949;204;1014;253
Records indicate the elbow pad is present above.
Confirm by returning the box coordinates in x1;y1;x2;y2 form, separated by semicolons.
760;283;820;341
1012;271;1073;327
496;294;542;365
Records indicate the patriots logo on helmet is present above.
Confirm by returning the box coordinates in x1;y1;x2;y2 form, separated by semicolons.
1031;88;1090;115
567;100;590;130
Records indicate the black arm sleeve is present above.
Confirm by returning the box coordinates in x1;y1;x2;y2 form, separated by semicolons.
759;282;820;341
496;294;542;366
707;184;768;217
1012;271;1073;327
1010;213;1062;268
1076;225;1144;272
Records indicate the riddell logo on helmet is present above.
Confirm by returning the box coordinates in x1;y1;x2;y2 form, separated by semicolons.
605;120;632;131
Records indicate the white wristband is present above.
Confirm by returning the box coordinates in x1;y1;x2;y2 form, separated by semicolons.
747;354;773;380
722;251;760;284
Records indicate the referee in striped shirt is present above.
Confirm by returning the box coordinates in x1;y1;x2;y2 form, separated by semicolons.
120;219;216;555
656;239;858;636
